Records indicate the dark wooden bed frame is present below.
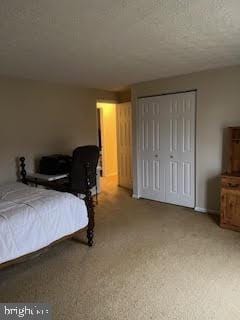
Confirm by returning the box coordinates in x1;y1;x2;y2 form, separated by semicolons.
0;157;95;270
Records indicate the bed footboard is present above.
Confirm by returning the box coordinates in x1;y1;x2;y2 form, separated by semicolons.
84;163;95;247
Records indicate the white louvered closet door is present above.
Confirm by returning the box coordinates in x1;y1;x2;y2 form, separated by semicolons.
138;91;196;208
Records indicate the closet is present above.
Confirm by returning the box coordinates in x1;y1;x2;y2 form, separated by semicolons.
137;91;196;208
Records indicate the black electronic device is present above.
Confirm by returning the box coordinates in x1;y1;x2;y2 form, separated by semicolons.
39;154;72;175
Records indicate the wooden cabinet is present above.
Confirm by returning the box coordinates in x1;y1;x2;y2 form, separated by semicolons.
221;127;240;231
221;175;240;231
227;127;240;174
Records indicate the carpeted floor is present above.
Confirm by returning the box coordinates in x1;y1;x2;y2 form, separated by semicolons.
1;177;240;319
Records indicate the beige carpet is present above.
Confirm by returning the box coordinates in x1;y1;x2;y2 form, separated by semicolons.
1;177;240;320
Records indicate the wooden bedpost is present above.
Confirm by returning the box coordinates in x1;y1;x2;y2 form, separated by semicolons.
85;163;95;247
19;157;27;184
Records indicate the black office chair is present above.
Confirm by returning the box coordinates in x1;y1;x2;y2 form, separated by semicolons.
70;145;100;197
69;145;99;247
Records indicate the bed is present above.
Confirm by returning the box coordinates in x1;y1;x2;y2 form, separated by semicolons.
0;155;96;269
0;182;89;266
0;181;92;269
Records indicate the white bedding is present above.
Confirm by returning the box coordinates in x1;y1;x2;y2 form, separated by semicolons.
0;182;88;264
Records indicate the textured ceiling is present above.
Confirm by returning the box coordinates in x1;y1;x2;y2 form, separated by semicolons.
0;0;240;90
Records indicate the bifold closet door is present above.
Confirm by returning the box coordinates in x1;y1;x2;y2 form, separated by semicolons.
138;91;196;208
138;97;166;202
164;92;195;207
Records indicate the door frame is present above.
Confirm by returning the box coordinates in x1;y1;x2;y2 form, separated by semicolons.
135;89;197;208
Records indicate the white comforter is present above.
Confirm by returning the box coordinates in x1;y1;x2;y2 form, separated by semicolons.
0;182;88;264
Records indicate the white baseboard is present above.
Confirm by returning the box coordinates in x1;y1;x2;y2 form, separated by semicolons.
130;197;220;214
194;207;219;214
132;194;140;199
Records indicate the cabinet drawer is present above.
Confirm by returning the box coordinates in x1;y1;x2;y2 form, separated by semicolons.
221;188;240;228
221;177;240;190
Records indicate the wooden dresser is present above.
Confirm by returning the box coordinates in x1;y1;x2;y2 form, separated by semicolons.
220;127;240;231
220;174;240;231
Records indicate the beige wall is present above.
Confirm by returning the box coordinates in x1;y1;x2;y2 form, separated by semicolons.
97;103;118;177
116;90;131;103
0;77;116;184
132;65;240;212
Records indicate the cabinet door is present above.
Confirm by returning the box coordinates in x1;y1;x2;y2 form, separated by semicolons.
221;189;240;227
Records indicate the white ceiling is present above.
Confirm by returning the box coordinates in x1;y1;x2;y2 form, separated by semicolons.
0;0;240;90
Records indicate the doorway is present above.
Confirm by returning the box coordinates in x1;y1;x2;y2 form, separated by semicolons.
97;102;118;180
137;91;196;208
97;101;133;190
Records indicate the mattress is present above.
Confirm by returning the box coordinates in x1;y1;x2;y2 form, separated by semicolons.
0;182;88;264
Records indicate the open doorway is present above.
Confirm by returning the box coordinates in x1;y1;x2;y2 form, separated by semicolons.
97;101;133;191
97;102;118;184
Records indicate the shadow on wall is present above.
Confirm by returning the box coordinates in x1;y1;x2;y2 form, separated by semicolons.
205;127;230;215
15;157;21;181
206;176;221;214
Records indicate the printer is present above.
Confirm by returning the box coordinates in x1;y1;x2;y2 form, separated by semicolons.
39;154;72;175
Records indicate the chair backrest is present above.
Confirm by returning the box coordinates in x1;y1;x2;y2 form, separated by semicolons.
70;145;99;194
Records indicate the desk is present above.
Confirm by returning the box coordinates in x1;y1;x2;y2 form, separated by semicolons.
26;169;101;202
26;173;69;190
27;173;68;182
